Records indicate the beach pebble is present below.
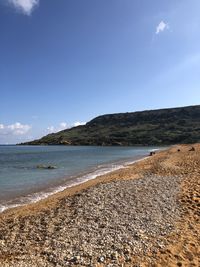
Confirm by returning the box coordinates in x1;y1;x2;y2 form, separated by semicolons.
0;174;183;267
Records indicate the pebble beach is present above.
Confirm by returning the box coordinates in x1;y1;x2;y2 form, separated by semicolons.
0;144;199;266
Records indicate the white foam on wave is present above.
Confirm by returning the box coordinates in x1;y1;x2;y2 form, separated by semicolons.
0;156;147;213
124;156;149;166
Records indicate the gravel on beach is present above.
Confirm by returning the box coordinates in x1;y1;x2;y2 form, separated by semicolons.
0;174;182;267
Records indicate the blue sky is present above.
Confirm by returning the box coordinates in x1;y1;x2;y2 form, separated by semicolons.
0;0;200;144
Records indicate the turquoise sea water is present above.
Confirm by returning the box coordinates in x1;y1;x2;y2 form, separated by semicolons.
0;145;160;212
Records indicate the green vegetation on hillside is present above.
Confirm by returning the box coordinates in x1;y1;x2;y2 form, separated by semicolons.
21;105;200;146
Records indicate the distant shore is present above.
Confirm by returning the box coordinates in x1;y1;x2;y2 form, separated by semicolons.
0;144;199;266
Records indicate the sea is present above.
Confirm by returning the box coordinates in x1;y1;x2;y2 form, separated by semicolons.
0;145;161;212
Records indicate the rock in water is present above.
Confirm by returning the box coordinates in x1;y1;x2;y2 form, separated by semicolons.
36;165;57;169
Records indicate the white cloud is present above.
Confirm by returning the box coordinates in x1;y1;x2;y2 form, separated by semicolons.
47;126;55;133
0;122;31;135
8;0;39;15
73;121;86;127
47;122;68;134
60;122;67;129
47;121;86;134
156;21;169;34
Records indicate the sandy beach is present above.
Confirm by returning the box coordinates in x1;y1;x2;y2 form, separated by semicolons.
0;144;199;266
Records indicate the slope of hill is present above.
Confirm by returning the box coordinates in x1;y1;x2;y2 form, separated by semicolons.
21;105;200;146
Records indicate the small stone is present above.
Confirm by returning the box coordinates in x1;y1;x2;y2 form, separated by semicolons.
99;256;105;263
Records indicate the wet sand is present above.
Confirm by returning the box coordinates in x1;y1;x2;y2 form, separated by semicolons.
0;144;199;266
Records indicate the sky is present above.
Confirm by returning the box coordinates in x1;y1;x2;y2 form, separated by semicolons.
0;0;200;144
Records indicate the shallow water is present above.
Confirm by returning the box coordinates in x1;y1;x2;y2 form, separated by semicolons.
0;145;160;212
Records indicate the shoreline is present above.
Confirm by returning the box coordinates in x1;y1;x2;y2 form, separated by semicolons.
0;153;150;216
0;144;199;266
0;146;161;215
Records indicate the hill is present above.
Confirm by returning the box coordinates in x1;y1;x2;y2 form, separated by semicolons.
21;105;200;146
